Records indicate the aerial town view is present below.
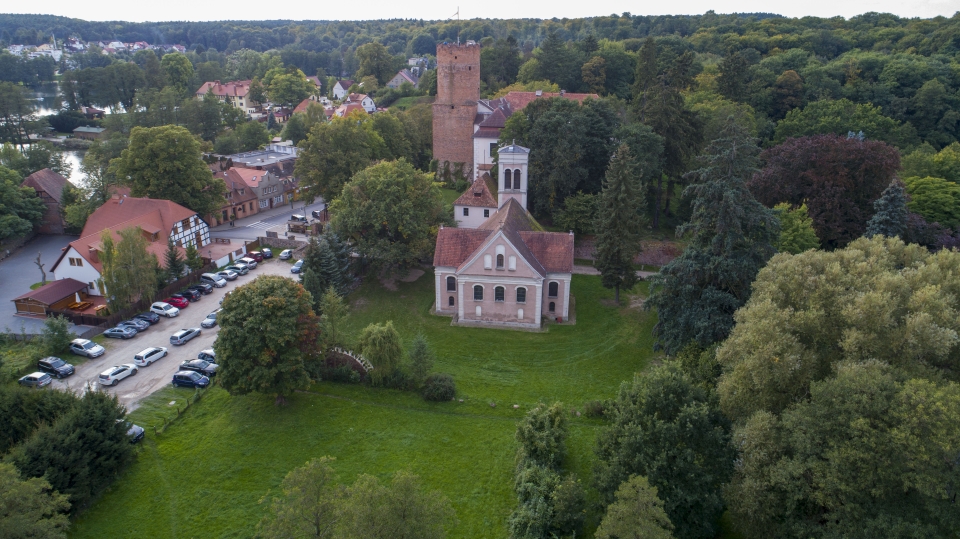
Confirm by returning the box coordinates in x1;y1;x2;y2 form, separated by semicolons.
0;1;958;537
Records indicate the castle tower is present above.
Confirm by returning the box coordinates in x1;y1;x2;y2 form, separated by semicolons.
433;41;480;178
497;142;530;210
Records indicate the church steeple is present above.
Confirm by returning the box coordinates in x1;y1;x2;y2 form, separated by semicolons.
497;141;529;210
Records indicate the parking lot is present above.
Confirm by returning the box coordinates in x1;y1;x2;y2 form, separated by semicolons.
53;258;297;410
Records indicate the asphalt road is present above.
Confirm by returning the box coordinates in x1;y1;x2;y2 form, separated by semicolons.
209;199;328;242
52;259;298;410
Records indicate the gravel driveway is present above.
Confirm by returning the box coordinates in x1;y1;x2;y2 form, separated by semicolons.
52;259;298;410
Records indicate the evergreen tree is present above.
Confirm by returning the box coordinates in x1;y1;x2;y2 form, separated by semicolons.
595;145;646;304
164;237;185;281
301;235;347;313
647;116;779;354
407;333;434;386
864;179;908;238
184;243;203;272
773;203;820;254
0;462;71;538
318;287;348;351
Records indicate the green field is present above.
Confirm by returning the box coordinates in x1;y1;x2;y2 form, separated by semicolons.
70;273;654;538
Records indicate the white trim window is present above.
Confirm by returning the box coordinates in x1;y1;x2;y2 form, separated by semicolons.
259;199;269;209
274;195;284;205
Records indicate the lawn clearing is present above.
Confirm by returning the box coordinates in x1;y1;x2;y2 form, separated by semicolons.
69;273;654;538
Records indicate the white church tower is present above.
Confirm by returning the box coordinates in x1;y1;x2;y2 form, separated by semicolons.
497;142;529;210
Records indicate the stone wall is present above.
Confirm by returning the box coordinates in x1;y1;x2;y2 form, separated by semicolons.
432;42;480;174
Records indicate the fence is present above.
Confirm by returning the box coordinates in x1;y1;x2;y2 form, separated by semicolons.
151;386;207;437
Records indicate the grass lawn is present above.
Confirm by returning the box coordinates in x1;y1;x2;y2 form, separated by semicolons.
70;273;655;539
440;187;461;205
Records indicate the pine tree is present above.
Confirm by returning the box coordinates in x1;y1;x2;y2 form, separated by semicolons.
407;333;435;385
302;236;346;312
164;237;185;282
184;243;204;272
864;180;907;238
647;116;779;354
595;145;646;304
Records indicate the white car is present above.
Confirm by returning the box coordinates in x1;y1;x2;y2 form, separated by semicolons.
279;249;293;260
133;347;167;367
151;301;180;318
98;364;138;386
238;257;258;269
200;273;227;288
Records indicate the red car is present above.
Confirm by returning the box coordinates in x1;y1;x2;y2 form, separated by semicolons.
165;296;189;309
247;251;264;262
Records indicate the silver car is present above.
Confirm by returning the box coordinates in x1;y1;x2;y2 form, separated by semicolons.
279;249;293;260
70;338;105;358
170;327;202;346
201;273;228;288
201;309;221;328
133;347;168;367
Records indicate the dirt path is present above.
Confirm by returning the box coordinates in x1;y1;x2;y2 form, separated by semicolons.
572;265;658;280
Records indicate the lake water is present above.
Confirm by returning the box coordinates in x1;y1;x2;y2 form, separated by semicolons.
26;81;114;116
61;150;85;186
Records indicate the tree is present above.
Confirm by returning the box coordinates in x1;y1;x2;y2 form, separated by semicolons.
0;462;70;539
581;56;607;94
553;192;598;235
266;67;314;107
318;287;348;351
9;390;133;512
533;31;582;92
864;180;908;238
40;315;72;357
295;112;386;202
98;227;159;311
749;134;901;249
257;456;344;539
109;125;226;217
407;333;434;385
355;42;398;87
595;145;645;304
215;275;320;405
594;475;675;539
184;243;204;272
480;37;523;89
164;238;185;281
770;70;804;119
647;117;779;354
772;203;819;253
716;236;960;422
0;166;44;240
339;471;457;539
133;49;163;89
235;120;271;152
34;252;46;285
0;385;78;455
717;52;748;102
594;364;733;539
159;52;194;97
330;160;444;272
301;235;346;313
901;142;960;183
772;99;918;148
357;321;402;385
902;176;960;228
515;402;567;470
0;82;41;148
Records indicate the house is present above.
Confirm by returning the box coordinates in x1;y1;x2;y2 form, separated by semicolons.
225;144;299;168
453;173;498;228
332;80;355;100
335;102;368;118
21;169;69;234
386;69;419;89
73;126;105;140
208;165;259;226
80;106;105;119
345;93;376;113
434;142;574;329
407;57;429;77
195;80;256;112
227;168;291;211
50;196;211;297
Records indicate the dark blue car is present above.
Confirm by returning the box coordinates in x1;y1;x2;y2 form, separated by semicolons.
290;259;303;274
172;370;210;388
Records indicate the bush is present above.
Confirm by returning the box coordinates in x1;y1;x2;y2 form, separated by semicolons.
422;373;456;401
318;365;361;384
583;399;608;418
380;368;417;391
41;315;72;356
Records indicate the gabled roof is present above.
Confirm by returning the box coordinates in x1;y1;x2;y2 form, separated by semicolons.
476;198;545;275
454;173;498;208
501;91;599;111
226;168;270;189
478;107;507;128
12;278;88;305
196;80;252;98
294;98;314;114
334;80;355;90
473;127;502;139
519;231;574;273
392;69;419;85
22;169;69;203
433;228;492;267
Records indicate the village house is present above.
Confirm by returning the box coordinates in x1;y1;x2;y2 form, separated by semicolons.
21;168;69;234
386;69;419;89
332;80;355;100
195;80;257;113
208;165;259;225
345;93;376;113
226;168;294;212
73;126;106;140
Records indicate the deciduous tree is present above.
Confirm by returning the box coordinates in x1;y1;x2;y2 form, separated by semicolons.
98;226;159;310
0;462;70;539
772;203;819;253
357;321;402;385
295;111;386;202
159;52;194;97
257;456;344;539
355;42;398;87
594;475;674;539
772;98;917;148
903;175;960;228
0;165;43;240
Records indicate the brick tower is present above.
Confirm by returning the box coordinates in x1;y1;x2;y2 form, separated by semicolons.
433;41;480;178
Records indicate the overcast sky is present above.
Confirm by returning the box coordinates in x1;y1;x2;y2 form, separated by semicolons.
7;0;960;23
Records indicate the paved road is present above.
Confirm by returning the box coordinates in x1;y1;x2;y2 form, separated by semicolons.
209;199;327;242
0;235;81;335
53;259;297;410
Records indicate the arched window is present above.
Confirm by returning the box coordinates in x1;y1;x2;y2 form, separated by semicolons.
548;281;559;298
513;169;521;190
516;287;526;303
474;285;483;301
496;254;504;268
448;296;455;307
446;276;456;291
495;286;505;302
549;301;556;312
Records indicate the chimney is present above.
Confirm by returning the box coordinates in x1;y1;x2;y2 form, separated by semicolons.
535;90;542;97
560;89;565;96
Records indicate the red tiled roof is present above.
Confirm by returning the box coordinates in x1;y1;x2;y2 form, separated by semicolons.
22;169;69;203
334;80;355;90
454;173;498;208
12;278;88;305
195;80;252;99
473;127;501;139
294;98;313;114
502;91;599;111
433;228;492;267
478;107;507;128
519;231;574;273
82;197;196;239
226;168;268;189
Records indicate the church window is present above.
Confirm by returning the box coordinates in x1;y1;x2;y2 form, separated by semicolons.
496;254;504;268
446;276;456;291
516;287;526;303
548;281;559;298
513;170;521;190
448;296;455;307
504;174;511;190
463;207;469;216
483;254;492;269
474;285;484;300
549;301;556;312
495;286;505;302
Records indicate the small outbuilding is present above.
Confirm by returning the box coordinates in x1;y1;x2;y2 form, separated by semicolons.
12;278;90;315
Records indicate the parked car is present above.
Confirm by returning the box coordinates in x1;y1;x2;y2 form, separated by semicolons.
135;311;160;324
311;209;324;220
133;346;167;367
118;318;149;332
179;359;218;376
201;273;228;287
124;421;145;443
37;357;74;379
292;214;308;222
18;372;52;388
247;251;264;262
98;364;138;386
201;309;221;328
104;326;137;339
151;301;180;317
261;247;273;259
170;327;202;346
198;349;216;362
279;249;293;260
175;290;201;302
172;370;210;389
216;270;238;281
226;263;249;275
290;259;304;274
69;338;105;358
188;283;213;295
238;257;258;269
164;296;189;309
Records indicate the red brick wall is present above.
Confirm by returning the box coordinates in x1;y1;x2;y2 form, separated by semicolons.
432;42;480;175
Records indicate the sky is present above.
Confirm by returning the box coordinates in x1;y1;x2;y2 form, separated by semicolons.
5;0;960;22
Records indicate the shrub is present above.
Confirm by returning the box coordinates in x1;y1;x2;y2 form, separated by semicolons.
422;373;456;401
41;315;73;357
583;399;608;418
317;365;361;384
